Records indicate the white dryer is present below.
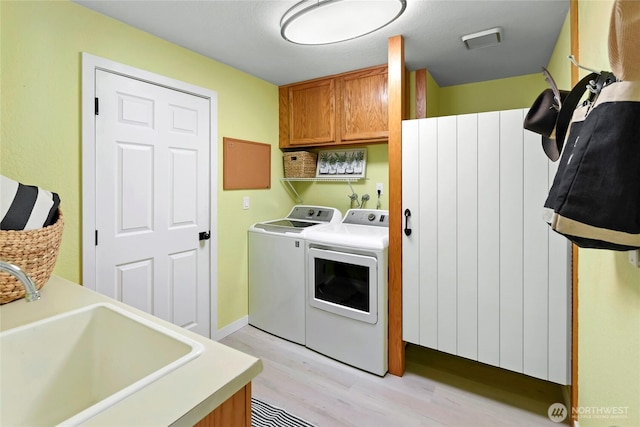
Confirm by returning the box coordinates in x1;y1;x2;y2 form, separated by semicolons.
304;209;389;376
248;205;342;345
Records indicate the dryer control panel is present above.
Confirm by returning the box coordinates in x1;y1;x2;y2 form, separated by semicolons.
342;209;389;227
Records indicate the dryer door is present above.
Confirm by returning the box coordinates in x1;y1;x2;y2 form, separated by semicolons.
308;247;378;324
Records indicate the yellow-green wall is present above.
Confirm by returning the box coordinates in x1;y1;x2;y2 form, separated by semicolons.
0;0;290;328
426;71;440;118
438;73;549;116
546;9;573;92
576;1;640;426
409;69;547;119
289;144;389;211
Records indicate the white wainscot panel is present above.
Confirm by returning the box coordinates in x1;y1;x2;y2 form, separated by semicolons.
477;111;501;367
437;116;457;355
419;118;439;349
401;120;421;345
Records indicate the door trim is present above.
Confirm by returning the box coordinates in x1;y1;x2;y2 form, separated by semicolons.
388;35;406;376
81;53;219;338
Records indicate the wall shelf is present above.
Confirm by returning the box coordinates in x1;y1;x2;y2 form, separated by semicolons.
280;177;366;203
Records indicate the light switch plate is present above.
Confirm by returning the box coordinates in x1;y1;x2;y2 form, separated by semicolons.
629;250;640;268
243;196;250;210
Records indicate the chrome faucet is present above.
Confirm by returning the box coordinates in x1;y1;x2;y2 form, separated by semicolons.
0;261;41;302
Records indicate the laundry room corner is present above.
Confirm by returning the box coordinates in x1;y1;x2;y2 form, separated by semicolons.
288;143;389;212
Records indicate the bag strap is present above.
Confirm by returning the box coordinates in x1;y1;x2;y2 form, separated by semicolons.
554;72;598;147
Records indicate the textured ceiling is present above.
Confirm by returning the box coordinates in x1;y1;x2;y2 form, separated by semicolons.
74;0;570;87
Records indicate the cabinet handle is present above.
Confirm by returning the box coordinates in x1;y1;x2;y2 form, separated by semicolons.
404;209;412;236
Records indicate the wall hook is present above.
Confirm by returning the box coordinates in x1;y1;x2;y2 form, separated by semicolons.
567;55;601;75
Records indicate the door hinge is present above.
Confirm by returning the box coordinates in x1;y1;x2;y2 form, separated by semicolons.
95;230;98;246
199;231;211;241
95;97;99;115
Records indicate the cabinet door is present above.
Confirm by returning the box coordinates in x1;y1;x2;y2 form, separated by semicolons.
339;66;388;142
195;383;251;427
288;79;335;146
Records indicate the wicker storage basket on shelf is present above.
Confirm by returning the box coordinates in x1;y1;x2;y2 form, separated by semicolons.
283;151;317;178
0;210;64;304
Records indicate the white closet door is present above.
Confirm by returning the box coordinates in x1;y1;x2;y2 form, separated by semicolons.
457;114;478;361
477;111;501;367
401;110;571;384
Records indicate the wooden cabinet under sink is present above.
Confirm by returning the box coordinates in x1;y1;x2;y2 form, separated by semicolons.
279;64;388;148
195;383;252;427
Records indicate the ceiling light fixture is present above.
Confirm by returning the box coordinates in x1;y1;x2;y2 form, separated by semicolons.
462;27;503;50
281;0;407;45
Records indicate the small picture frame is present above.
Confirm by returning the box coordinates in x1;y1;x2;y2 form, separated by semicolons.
315;148;367;178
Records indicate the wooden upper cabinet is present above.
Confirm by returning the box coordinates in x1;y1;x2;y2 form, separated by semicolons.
283;79;335;147
339;65;388;142
291;80;335;145
279;64;388;149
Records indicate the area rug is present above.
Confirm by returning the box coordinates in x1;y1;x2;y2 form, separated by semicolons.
252;398;315;427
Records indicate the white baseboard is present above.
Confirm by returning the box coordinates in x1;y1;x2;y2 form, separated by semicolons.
212;315;248;341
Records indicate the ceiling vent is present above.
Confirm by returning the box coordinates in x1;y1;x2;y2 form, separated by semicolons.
462;27;503;50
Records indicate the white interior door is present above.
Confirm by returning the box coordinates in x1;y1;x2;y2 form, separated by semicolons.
94;69;210;337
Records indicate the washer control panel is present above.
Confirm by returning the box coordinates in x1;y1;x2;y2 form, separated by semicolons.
288;205;339;223
343;209;389;227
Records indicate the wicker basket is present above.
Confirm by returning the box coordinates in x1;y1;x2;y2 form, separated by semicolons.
283;151;317;178
0;210;64;304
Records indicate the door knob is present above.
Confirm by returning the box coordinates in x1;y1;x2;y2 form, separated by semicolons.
199;231;211;241
404;209;412;236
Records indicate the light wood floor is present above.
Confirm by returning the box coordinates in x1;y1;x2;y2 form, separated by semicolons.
221;326;569;427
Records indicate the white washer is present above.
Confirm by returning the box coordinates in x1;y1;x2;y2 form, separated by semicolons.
304;209;389;376
248;205;342;345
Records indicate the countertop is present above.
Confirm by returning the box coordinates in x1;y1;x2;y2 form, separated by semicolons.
0;276;263;426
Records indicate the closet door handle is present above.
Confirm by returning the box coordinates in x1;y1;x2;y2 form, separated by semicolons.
404;209;412;236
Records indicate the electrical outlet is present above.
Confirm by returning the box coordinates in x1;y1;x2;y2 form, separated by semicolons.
376;183;383;195
243;196;250;210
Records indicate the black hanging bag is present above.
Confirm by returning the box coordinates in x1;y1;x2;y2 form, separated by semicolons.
546;81;640;250
542;0;640;250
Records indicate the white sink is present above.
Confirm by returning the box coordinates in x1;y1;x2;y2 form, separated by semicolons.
0;302;204;426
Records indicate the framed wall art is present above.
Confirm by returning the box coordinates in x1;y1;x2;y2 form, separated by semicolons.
315;148;367;178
